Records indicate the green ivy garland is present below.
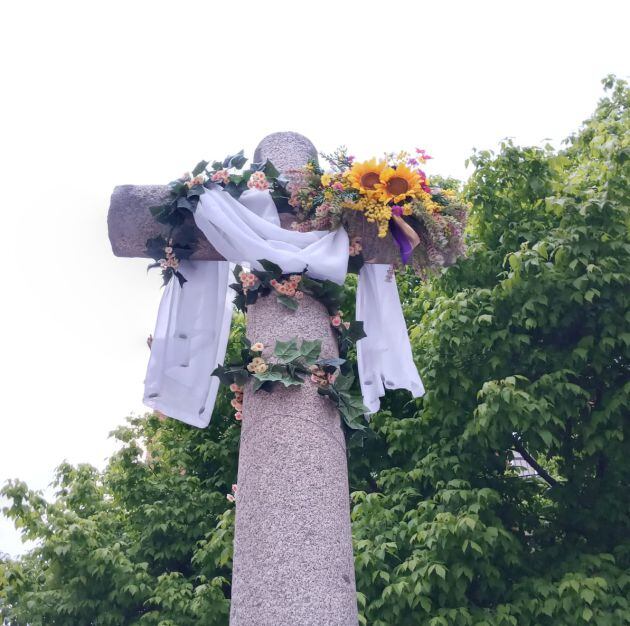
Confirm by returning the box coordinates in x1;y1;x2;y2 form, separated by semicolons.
212;335;368;432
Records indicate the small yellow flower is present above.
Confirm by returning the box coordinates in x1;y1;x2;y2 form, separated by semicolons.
320;173;332;187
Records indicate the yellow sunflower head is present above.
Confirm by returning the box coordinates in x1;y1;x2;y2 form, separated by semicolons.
375;163;423;203
347;159;387;195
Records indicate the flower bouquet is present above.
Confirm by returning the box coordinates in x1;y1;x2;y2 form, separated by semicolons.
285;147;468;277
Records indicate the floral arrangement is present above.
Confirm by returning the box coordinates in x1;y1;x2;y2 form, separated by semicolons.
230;259;348;316
287;147;468;277
146;146;468;285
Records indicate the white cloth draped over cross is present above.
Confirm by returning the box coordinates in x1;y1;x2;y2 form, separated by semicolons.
144;186;424;427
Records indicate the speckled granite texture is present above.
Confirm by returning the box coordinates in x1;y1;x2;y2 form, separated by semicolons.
108;184;222;260
229;293;358;626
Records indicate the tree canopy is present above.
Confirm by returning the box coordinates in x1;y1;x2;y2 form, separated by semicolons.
2;77;629;626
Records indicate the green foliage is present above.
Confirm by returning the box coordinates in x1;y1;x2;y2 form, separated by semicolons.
2;79;629;625
349;76;630;625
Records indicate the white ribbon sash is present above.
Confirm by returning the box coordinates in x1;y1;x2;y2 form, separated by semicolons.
144;187;424;427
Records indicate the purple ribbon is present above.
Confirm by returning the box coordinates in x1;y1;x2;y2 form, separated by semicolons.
389;217;413;265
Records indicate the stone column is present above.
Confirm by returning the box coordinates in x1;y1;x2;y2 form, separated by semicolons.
229;132;358;626
230;294;358;625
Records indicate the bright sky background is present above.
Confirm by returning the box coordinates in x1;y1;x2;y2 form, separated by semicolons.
0;0;627;557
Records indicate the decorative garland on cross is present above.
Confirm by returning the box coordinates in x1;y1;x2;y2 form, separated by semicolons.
211;258;369;433
145;147;468;285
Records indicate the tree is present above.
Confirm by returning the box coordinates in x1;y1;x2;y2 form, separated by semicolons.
2;78;629;625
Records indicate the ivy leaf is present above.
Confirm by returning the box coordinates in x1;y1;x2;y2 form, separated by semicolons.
316;357;346;368
257;259;283;276
273;338;301;363
277;295;299;311
263;160;280;179
186;184;205;198
211;364;246;387
177;197;193;211
192;160;208;176
252;368;302;391
174;271;187;288
334;372;355;392
223;150;247;170
245;290;259;305
299;339;322;366
346;321;367;342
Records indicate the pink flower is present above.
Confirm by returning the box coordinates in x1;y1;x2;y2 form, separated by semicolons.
247;171;270;191
330;315;342;327
234;411;243;421
332;182;344;191
229;383;240;393
212;169;231;184
311;374;322;384
231;399;243;410
231;484;238;493
391;205;404;217
295;290;304;300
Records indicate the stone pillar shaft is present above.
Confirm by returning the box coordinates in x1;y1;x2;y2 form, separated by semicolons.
230;294;358;626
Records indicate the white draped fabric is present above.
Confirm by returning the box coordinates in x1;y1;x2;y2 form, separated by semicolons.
356;264;425;413
144;186;424;427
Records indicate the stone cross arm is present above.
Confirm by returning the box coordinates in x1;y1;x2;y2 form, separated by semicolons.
107;132;400;265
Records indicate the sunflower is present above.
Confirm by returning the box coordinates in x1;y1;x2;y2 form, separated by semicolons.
347;159;387;195
376;163;423;203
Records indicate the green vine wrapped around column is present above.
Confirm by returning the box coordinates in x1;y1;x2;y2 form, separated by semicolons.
212;335;368;432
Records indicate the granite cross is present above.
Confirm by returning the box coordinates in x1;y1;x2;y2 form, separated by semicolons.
108;132;400;626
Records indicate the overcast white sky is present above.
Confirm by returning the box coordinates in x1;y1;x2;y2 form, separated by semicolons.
0;0;627;557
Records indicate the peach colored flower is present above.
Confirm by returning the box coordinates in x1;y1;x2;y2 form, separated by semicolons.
295;290;304;300
212;169;231;184
289;275;302;284
254;363;268;374
227;494;235;502
251;342;264;352
247;171;270;191
229;383;240;392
